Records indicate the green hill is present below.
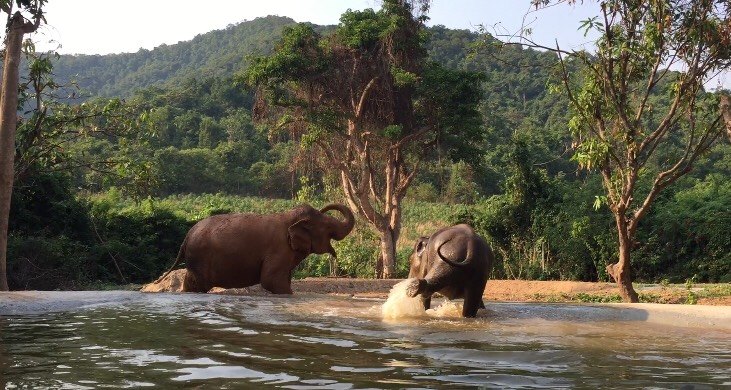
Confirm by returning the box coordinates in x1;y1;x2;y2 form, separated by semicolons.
54;16;297;97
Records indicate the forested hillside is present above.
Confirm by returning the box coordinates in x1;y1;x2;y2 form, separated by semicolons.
53;16;297;97
7;12;729;291
52;18;573;198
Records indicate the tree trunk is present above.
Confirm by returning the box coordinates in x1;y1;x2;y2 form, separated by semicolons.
0;14;32;291
721;94;731;143
606;216;639;302
378;227;397;279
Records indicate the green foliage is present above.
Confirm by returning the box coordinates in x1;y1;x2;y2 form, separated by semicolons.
391;66;419;87
416;61;486;165
633;179;731;283
295;176;321;204
337;8;389;49
454;173;617;282
406;181;439;202
6;171;191;290
8;7;730;289
16;51;153;200
444;161;479;204
7;234;93;290
245;23;329;90
53;16;299;98
295;228;381;278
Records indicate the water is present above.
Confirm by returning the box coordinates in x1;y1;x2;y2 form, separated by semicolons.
382;279;464;319
1;292;730;389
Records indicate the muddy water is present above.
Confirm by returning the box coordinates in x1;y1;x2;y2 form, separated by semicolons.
0;292;729;389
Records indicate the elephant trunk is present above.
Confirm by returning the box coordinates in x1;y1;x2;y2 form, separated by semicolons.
320;203;355;240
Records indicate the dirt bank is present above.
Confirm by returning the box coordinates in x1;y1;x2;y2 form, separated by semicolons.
141;270;730;305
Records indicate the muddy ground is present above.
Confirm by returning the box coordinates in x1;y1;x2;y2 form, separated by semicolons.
141;269;731;305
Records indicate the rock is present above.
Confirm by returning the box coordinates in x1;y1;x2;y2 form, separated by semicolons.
140;269;187;292
140;271;271;295
209;285;271;295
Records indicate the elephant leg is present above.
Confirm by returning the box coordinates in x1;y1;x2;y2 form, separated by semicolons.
183;270;209;293
420;295;432;310
261;276;293;294
260;263;294;294
479;299;486;309
462;286;485;318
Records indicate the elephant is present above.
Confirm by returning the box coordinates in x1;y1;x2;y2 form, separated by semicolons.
405;224;494;317
158;203;355;293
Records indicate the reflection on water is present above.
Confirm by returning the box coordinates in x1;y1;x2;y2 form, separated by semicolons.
1;293;730;389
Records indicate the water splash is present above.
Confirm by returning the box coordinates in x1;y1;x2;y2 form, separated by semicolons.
381;279;464;319
381;279;427;319
426;301;462;318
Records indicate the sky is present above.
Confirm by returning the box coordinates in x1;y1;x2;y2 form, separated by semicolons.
34;0;601;55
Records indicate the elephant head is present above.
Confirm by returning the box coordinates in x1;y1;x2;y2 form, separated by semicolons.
408;234;472;280
408;236;430;279
287;203;355;258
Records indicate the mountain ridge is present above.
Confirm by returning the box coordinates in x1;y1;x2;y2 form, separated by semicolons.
53;15;299;97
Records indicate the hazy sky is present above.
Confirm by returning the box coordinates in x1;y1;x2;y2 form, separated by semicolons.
34;0;600;55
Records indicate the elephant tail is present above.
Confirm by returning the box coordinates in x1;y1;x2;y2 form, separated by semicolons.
154;235;188;284
435;236;473;269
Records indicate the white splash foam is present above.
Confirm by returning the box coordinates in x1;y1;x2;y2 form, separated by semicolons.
426;300;462;317
381;279;465;320
381;279;427;319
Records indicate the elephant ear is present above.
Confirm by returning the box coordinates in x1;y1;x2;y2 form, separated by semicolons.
288;218;312;254
415;237;428;257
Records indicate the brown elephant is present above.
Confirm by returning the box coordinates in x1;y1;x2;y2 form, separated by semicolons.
158;203;354;293
406;224;494;317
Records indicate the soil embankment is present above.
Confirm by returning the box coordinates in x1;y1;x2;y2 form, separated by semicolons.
140;269;731;305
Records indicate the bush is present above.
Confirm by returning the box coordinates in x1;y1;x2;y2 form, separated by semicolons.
8;235;94;290
454;176;617;282
634;179;731;283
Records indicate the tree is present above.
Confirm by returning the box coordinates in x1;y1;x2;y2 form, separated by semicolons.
0;0;45;291
525;0;730;301
721;94;731;142
246;0;483;277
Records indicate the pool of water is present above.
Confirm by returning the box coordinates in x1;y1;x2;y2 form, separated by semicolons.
1;292;729;388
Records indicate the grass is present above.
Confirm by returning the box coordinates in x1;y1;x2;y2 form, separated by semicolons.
81;281;143;291
526;283;731;304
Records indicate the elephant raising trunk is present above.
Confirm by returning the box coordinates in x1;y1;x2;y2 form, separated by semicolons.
153;203;357;294
319;203;355;241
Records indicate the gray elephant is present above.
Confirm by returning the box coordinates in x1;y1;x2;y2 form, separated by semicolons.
406;224;494;317
158;203;354;293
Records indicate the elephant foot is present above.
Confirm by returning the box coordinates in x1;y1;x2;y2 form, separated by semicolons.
405;278;424;298
182;271;209;293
